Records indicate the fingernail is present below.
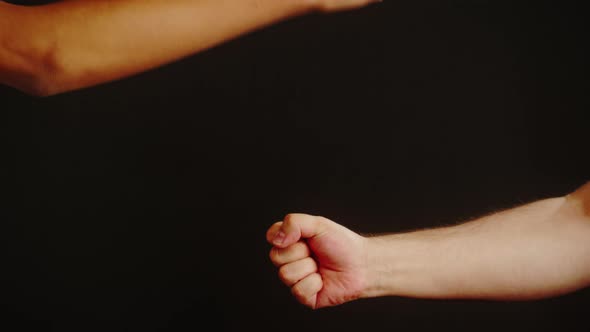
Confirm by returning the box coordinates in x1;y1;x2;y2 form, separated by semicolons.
273;231;286;245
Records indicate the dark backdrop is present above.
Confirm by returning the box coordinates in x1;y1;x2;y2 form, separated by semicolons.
1;1;588;331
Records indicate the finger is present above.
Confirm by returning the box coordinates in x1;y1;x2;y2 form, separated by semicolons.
291;273;323;309
266;221;283;244
278;257;318;287
269;241;311;267
272;213;328;248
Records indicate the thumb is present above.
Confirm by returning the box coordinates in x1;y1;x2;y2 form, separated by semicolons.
271;213;327;248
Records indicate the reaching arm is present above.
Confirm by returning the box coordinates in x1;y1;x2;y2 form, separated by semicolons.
365;182;590;301
267;182;590;309
0;0;378;97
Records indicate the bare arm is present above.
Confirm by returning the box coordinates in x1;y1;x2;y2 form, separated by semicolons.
0;0;378;97
364;182;590;301
267;182;590;308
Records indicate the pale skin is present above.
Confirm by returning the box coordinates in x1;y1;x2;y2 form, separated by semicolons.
0;0;380;97
267;181;590;309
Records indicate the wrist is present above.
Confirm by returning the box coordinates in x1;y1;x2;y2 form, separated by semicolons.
360;236;400;299
360;232;444;300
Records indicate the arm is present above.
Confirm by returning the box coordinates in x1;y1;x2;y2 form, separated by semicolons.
267;182;590;309
0;0;378;97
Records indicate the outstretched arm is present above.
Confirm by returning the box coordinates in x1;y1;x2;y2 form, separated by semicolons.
0;0;378;97
267;182;590;309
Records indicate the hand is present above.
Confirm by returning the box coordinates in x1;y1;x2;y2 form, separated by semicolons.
266;214;368;309
310;0;382;13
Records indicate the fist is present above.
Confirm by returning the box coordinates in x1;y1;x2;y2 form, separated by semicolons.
266;214;368;309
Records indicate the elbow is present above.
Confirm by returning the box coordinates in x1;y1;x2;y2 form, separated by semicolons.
9;38;80;97
18;75;62;98
28;45;106;97
1;59;63;98
27;79;63;98
4;63;66;98
1;6;81;97
1;71;59;98
24;49;73;97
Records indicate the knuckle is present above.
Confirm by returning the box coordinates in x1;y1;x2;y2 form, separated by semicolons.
298;242;311;256
283;213;296;226
291;243;305;259
301;296;315;309
307;257;318;271
269;247;280;262
291;284;306;300
278;265;291;283
300;257;314;272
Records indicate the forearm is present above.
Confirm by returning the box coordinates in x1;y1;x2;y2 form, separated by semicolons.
363;185;590;300
1;0;315;96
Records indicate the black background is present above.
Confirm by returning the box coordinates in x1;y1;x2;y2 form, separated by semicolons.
1;1;588;331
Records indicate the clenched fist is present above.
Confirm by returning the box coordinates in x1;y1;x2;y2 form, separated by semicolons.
266;214;369;309
267;183;590;306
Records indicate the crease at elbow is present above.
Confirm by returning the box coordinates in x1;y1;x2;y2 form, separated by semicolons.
5;36;74;97
28;44;71;97
14;71;60;98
